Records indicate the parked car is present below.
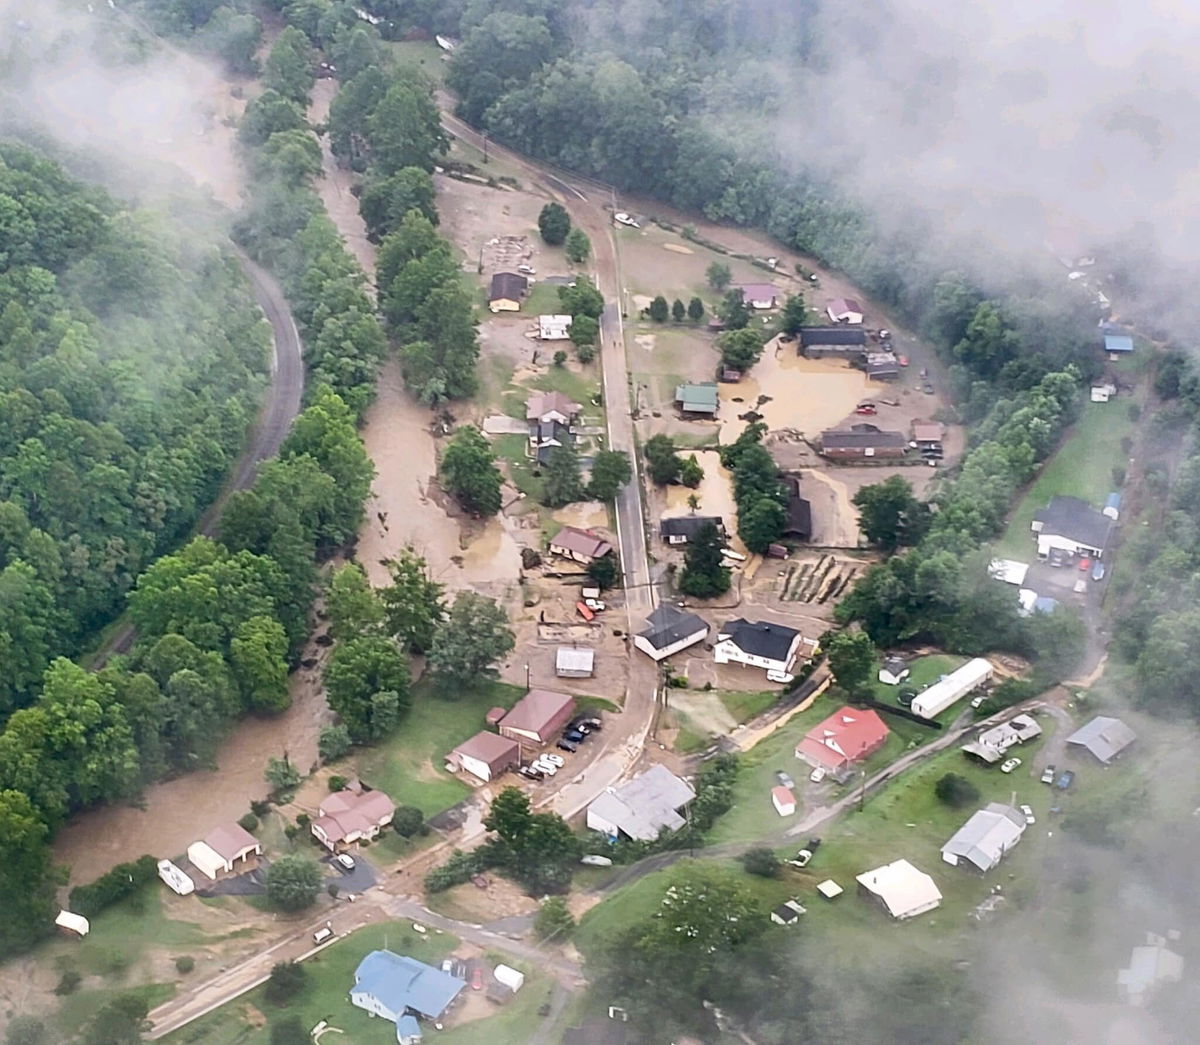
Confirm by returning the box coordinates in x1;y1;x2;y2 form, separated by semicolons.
898;354;909;366
533;760;557;777
570;715;602;732
1000;757;1022;774
767;668;795;684
471;875;489;889
1092;562;1106;581
557;738;578;753
922;382;935;395
809;766;826;783
855;401;877;415
412;923;428;935
580;854;613;867
920;366;929;378
335;853;356;871
775;770;796;790
543;753;565;767
970;695;987;709
1041;764;1056;784
519;766;543;781
563;729;586;743
313;926;334;944
1055;770;1075;790
442;959;455;974
471;966;484;991
1078;557;1092;572
787;849;813;869
1020;804;1036;825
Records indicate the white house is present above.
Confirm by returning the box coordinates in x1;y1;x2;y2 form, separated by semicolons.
941;804;1026;873
855;859;942;920
1031;496;1114;560
633;605;708;661
587;765;695;841
186;823;261;881
878;656;910;686
538;314;573;341
714;618;802;676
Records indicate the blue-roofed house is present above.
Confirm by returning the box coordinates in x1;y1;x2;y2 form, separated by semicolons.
1104;334;1134;355
397;1014;423;1044
350;951;465;1027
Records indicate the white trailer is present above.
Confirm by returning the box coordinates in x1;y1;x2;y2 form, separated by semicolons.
493;964;525;993
911;658;993;719
157;858;195;896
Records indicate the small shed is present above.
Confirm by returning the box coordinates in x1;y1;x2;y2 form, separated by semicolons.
538;314;573;341
494;965;526;993
770;899;806;926
556;647;596;678
771;786;796;817
817;880;843;900
674;382;720;417
1104;333;1134;356
485;706;507;726
878;656;910;686
55;910;90;938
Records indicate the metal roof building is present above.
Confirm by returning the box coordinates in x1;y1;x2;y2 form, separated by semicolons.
1067;716;1136;764
350;950;465;1023
941;803;1026;873
555;647;595;678
855;859;942;920
911;658;993;719
586;765;696;841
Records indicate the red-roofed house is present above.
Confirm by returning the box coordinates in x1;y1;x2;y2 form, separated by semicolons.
735;283;780;310
795;707;890;774
449;731;521;782
312;789;395;850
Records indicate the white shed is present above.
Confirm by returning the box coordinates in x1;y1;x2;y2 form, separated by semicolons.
494;965;525;993
911;658;993;719
555;647;595;678
55;910;90;937
538;315;573;341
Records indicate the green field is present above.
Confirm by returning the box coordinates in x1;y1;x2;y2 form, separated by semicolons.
163;923;460;1045
354;679;526;816
718;689;779;724
704;655;965;846
524;281;564;314
995;401;1135;560
579;717;1060;969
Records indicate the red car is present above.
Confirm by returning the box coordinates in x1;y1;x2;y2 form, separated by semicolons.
471;966;484;991
1078;557;1092;572
898;354;909;366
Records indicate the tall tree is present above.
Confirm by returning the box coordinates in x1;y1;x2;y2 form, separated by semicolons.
679;522;731;599
587;449;631;501
366;79;448;174
538;202;571;246
440;426;503;516
262;26;315;105
648;295;670;322
359;168;438;241
671;298;686;322
266;855;323;911
230;615;290;714
825;630;877;696
717;328;764;371
706;261;731;291
540;444;585;507
687;296;705;322
0;790;56;958
427;592;515;691
380;547;444;654
325;563;385;641
852;476;931;552
323;636;410;742
644;434;681;485
564;227;590;263
780;294;807;335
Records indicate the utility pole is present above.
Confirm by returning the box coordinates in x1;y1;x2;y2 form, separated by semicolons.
482;133;489;163
858;768;867;812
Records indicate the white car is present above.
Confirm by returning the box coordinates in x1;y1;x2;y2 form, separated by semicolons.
533;760;558;777
809;766;826;783
543;753;565;767
412;923;428;935
970;695;986;709
1000;757;1022;774
1020;804;1036;825
767;669;795;684
335;853;355;871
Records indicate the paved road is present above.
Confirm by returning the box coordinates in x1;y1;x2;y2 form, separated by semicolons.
92;249;304;665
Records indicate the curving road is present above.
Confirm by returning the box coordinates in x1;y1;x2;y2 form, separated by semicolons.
93;248;304;664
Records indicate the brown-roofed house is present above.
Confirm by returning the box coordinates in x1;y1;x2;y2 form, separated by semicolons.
911;420;944;448
827;297;864;324
548;526;614;564
449;731;521;782
735;283;780;309
489;272;528;312
819;425;908;460
499;689;576;744
526;391;582;425
186;822;262;881
311;788;395;850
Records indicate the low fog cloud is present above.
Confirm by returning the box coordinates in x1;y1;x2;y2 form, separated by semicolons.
786;0;1200;291
0;0;244;208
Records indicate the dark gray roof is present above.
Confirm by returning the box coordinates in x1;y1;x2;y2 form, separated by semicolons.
1033;496;1114;551
660;516;724;540
531;419;573;444
489;271;528;300
799;326;866;347
782;475;811;538
719;618;799;660
820;428;908;450
638;604;707;650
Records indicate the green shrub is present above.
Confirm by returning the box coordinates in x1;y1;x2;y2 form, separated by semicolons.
54;969;81;996
328;774;348;792
175;955;195;974
264;961;308;1005
68;855;158;918
238;813;259;833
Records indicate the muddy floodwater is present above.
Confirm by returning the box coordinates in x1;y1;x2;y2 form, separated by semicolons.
663;449;748;554
720;339;869;443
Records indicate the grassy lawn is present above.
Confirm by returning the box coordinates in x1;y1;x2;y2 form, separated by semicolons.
705;656;966;846
388;40;446;80
528;364;601;410
163;923;460;1045
440;965;553;1045
493;433;543;501
995;401;1135;560
354;679;526;817
578;714;1062;975
718;689;778;724
58;983;175;1040
525;282;564;314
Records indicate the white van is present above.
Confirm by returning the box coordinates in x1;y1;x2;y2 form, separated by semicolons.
313;927;334;944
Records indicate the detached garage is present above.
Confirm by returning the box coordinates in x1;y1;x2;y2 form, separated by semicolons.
449;731;521;782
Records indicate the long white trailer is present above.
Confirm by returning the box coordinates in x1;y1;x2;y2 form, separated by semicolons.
911;658;993;719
